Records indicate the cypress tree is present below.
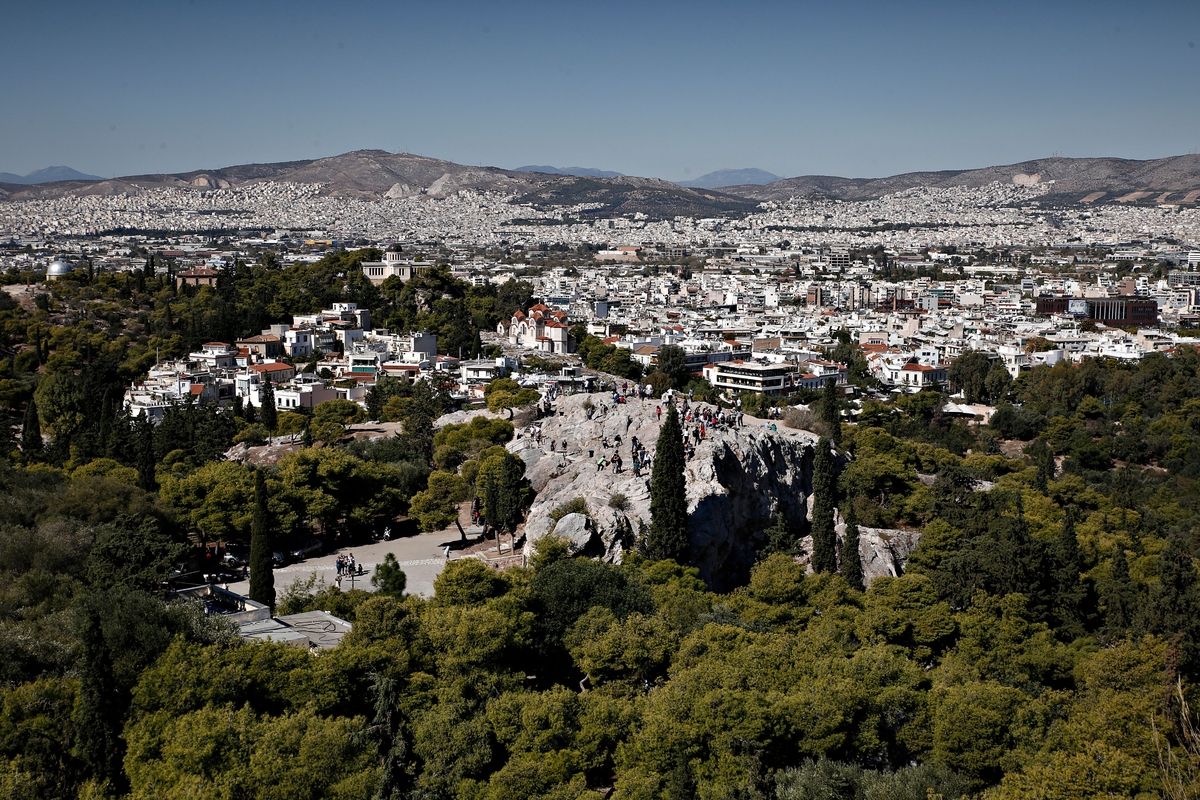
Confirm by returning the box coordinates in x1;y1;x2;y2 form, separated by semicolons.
1029;438;1055;493
840;501;864;591
248;468;276;611
354;673;410;799
260;378;277;434
810;437;838;573
21;398;42;461
1052;508;1086;636
1104;545;1136;637
471;329;483;359
1152;537;1199;645
648;405;689;563
134;413;157;492
74;598;124;789
821;378;841;446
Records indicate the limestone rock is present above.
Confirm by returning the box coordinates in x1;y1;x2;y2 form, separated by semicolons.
513;392;819;590
797;524;922;586
551;512;600;555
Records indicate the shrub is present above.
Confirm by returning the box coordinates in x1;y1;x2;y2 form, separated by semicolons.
609;492;630;511
550;497;589;522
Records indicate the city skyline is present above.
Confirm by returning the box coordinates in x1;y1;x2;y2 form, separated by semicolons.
5;0;1199;182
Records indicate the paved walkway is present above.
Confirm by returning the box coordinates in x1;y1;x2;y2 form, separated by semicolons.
225;521;485;599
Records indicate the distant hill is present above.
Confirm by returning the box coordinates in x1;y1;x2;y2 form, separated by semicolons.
514;165;624;178
0;166;103;184
718;155;1200;204
0;150;755;219
4;151;1199;212
678;168;781;189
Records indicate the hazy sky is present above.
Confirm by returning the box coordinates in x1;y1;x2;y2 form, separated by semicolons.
4;0;1199;181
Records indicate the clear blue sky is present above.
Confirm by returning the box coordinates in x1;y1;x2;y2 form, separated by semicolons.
4;0;1199;181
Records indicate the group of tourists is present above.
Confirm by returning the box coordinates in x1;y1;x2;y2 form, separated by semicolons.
335;553;358;578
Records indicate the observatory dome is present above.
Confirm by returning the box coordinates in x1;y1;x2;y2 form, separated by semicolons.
46;259;73;279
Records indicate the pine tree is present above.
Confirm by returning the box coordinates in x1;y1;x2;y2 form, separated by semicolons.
840;501;864;591
810;437;838;573
260;378;277;433
821;378;841;446
248;468;276;611
648;405;689;563
760;512;798;559
21;398;42;461
371;553;408;597
74;598;124;789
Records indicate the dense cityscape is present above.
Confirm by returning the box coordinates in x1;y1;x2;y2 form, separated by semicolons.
6;0;1200;796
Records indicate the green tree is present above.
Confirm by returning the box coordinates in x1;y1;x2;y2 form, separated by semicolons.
948;350;990;403
371;553;408;598
86;518;185;592
355;673;411;800
409;471;469;540
1150;536;1200;670
810;437;838;573
984;360;1012;404
648;405;689;563
759;511;799;559
1051;508;1085;638
479;450;527;540
73;597;124;791
841;501;864;591
134;412;157;492
485;377;540;419
655;345;691;389
1103;546;1136;637
821;377;842;446
248;468;276;611
20;398;41;461
260;378;277;434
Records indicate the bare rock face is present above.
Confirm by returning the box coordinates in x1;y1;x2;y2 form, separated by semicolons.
797;524;923;587
512;393;818;590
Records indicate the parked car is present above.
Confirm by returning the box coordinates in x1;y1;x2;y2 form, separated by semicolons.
289;538;323;562
222;543;250;568
271;550;288;568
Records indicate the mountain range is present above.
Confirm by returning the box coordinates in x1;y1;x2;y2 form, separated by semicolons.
2;151;1200;215
0;166;104;184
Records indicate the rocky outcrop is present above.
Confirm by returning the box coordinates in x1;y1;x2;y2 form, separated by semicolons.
511;393;819;590
797;524;922;587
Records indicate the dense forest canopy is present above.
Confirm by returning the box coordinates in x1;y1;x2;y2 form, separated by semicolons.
2;254;1200;797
